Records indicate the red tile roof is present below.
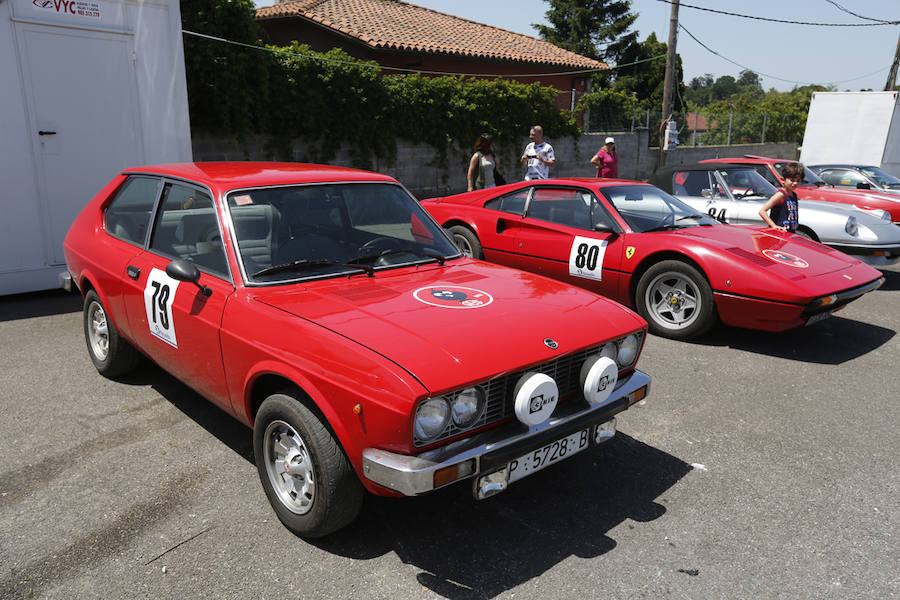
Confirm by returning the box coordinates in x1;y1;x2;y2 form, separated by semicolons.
256;0;608;71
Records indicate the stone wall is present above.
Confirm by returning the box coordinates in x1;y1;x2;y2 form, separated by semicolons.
192;132;799;198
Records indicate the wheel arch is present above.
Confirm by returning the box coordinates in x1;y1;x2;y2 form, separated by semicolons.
795;224;819;242
628;250;710;306
441;218;480;240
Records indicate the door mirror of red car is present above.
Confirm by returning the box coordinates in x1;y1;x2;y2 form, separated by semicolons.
166;259;212;296
594;223;616;234
857;182;872;190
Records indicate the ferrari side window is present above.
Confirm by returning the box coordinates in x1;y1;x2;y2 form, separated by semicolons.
149;183;229;278
528;189;592;229
756;166;780;186
485;189;528;215
104;176;161;246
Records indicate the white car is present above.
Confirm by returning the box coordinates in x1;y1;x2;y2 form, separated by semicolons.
649;163;900;267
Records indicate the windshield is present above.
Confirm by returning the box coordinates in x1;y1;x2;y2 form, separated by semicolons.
600;184;718;232
859;166;900;188
717;168;777;199
226;182;459;283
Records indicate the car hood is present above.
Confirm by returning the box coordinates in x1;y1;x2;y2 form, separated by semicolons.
664;224;883;301
254;260;645;393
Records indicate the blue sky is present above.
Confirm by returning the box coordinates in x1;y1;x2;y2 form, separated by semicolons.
253;0;900;92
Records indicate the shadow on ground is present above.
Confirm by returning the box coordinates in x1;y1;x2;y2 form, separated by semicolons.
0;289;82;322
689;314;894;364
314;433;691;599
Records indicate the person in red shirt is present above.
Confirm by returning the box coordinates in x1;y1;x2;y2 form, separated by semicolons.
591;137;618;178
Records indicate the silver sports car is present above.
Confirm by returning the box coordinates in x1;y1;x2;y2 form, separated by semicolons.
649;163;900;267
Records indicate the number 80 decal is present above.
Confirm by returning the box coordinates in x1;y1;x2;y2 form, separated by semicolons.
568;236;608;282
144;268;180;348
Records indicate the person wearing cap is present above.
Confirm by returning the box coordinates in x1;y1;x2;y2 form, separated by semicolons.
520;125;556;180
591;137;618;178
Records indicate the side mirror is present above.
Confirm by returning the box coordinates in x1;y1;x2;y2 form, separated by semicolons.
856;182;871;190
594;223;617;234
166;259;212;297
700;189;713;199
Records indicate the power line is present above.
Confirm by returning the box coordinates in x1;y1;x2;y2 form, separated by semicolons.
823;0;895;24
654;0;899;26
679;24;892;88
182;29;665;78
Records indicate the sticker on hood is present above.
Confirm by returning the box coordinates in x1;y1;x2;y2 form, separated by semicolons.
413;285;494;309
762;249;809;268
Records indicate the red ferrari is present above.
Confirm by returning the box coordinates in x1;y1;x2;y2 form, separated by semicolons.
421;178;884;340
62;163;651;537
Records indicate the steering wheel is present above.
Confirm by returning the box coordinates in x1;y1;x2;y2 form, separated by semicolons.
358;236;403;255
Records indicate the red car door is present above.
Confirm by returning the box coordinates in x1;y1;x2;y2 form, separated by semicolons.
120;180;235;410
513;187;626;301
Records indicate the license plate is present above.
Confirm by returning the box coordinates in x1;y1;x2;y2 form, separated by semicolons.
806;310;833;326
507;427;591;483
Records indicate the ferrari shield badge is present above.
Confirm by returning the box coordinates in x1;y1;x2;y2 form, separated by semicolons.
625;246;636;260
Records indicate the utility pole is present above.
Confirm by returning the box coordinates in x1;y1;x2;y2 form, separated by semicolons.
886;30;900;91
658;0;679;168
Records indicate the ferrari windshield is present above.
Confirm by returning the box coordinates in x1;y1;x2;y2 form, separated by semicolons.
859;166;900;188
600;184;718;232
226;182;459;283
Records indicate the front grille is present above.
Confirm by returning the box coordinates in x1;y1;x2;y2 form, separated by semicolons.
415;344;607;447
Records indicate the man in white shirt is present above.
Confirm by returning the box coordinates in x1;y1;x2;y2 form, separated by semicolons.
520;125;556;180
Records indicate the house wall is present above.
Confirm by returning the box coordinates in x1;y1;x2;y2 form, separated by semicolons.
193;132;798;199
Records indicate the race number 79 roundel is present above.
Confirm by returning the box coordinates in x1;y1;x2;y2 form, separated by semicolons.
568;236;608;281
143;268;180;347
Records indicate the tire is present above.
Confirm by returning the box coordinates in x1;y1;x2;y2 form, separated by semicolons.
253;393;364;538
635;260;717;340
794;227;817;241
83;290;140;378
449;225;483;259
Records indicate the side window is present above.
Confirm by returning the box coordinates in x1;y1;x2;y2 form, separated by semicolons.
485;189;528;215
149;183;228;277
673;171;719;197
104;176;160;246
821;169;862;187
527;189;593;229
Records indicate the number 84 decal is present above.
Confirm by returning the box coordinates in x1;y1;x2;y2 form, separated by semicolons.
143;268;180;347
568;236;607;282
708;207;727;223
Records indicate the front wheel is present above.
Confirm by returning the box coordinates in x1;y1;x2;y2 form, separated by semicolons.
253;393;364;538
635;260;717;340
83;290;140;378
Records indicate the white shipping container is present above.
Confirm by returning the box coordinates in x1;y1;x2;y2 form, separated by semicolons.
1;0;191;295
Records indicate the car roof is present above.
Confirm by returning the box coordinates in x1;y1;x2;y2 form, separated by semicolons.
809;164;877;169
122;162;397;193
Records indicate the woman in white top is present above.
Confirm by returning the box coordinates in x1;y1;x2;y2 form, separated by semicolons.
467;133;496;191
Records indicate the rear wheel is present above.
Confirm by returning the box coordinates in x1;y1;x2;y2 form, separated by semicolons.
635;260;717;340
449;225;483;259
83;290;140;378
253;393;364;538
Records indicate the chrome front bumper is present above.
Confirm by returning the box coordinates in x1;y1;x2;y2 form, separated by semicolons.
362;369;650;497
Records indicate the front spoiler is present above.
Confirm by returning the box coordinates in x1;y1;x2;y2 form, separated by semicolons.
361;370;650;496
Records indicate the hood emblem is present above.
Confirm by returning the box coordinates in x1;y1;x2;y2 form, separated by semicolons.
543;338;559;350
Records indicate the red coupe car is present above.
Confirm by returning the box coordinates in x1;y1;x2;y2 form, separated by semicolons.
421;178;884;340
62;163;651;537
703;155;900;223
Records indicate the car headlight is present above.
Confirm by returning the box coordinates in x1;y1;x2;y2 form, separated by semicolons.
845;215;858;236
414;398;450;441
616;334;640;367
450;387;484;428
599;343;617;362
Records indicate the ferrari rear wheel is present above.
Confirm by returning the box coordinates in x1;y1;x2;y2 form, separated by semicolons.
636;260;716;340
83;290;140;378
254;393;364;538
449;225;483;259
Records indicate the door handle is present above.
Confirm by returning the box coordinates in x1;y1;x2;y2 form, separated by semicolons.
126;265;141;280
38;130;57;136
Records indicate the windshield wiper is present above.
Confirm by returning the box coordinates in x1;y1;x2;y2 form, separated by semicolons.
676;214;707;222
349;248;447;266
642;223;684;233
252;259;374;278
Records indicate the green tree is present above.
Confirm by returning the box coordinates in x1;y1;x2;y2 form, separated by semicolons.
180;0;273;135
609;32;683;112
534;0;638;66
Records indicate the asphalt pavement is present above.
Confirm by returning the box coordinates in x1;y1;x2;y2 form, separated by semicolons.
1;266;897;599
